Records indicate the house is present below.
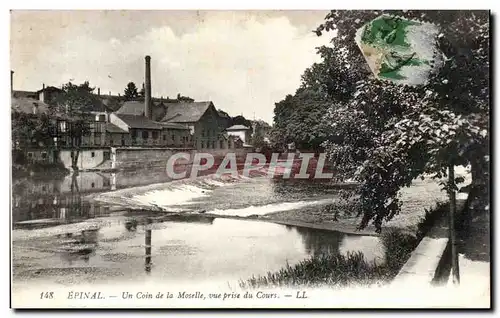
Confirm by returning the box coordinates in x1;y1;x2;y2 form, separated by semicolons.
110;113;165;147
161;101;228;150
37;85;63;104
11;96;60;164
112;101;192;148
115;99;228;150
226;124;252;144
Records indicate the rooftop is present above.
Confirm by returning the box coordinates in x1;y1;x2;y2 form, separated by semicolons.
162;101;213;123
226;124;251;131
115;114;164;130
105;122;128;134
158;122;190;130
11;97;50;115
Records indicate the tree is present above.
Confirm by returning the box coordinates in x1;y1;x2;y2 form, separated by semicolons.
230;115;253;130
176;93;195;102
313;10;488;284
124;82;139;101
49;81;97;171
271;45;361;152
272;88;332;152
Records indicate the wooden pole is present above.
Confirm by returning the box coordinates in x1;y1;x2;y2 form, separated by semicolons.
449;164;460;284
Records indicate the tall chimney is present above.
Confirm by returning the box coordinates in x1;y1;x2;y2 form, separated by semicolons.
10;70;13;95
145;55;152;119
98;87;100;96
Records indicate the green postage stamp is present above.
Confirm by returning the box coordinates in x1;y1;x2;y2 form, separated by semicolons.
355;15;444;86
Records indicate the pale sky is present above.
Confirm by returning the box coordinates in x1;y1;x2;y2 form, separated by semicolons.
10;10;331;123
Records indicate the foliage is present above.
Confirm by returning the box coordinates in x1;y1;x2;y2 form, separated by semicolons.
176;93;195;102
230;115;253;132
124;82;139;100
250;119;272;148
11;112;54;151
380;229;417;276
48;81;97;169
239;252;387;289
309;10;489;232
272;88;333;151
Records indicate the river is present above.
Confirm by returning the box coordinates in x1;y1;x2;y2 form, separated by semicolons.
12;169;385;291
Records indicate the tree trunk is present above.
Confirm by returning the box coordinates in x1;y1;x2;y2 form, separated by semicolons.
449;164;460;285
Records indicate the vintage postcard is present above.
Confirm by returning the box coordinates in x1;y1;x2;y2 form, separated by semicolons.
10;10;490;309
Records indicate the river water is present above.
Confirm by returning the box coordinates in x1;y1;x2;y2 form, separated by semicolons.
12;169;384;291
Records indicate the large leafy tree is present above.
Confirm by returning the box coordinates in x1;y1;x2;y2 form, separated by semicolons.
49;81;98;171
312;10;489;233
273;88;332;151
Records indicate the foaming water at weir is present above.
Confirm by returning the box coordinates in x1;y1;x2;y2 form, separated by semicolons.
92;172;264;211
91;170;340;218
205;198;334;217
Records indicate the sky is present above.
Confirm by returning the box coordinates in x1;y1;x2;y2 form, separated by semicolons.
10;10;332;124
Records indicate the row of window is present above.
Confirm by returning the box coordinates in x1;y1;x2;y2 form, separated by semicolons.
130;130;191;141
201;129;220;138
200;140;225;149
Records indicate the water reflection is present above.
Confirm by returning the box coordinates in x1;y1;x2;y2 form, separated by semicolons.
294;226;342;257
145;218;152;274
12;170;383;286
12;172;112;228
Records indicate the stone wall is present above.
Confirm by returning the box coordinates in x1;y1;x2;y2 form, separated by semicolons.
59;148;110;170
112;147;195;170
112;147;252;171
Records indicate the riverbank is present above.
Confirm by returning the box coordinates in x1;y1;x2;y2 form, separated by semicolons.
263;168;472;236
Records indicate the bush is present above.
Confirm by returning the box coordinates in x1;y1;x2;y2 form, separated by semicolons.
380;229;418;277
416;202;448;241
239;252;387;289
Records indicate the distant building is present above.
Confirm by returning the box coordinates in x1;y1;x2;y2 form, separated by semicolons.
11;55;240;156
226;124;251;144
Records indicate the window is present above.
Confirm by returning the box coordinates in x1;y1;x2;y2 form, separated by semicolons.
131;130;137;139
201;130;205;137
152;131;159;140
142;131;149;139
91;182;95;188
220;140;224;149
212;141;216;149
59;121;67;133
201;141;204;149
171;134;175;141
91;152;95;158
94;122;104;133
163;135;166;141
41;152;47;159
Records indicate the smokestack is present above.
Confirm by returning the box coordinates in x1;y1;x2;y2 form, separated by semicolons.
10;70;13;95
145;55;152;119
98;87;100;96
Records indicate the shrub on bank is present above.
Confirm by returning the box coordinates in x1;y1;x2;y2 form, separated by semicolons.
239;252;386;289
